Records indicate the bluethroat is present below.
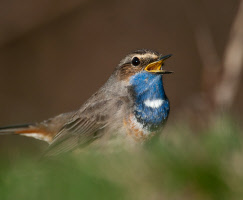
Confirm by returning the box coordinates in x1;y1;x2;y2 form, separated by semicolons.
0;49;173;156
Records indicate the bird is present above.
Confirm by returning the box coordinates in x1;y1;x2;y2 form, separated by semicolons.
0;49;173;156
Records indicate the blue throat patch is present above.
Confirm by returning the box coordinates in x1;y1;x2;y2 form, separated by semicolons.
129;71;170;130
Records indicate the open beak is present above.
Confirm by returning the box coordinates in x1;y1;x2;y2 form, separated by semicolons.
144;54;173;74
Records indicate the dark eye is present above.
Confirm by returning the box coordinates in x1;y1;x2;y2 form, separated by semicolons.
132;57;140;66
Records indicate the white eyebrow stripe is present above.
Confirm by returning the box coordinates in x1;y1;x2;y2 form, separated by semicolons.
133;54;158;60
144;99;164;108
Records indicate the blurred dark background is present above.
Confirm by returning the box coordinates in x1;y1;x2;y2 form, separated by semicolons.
0;0;242;154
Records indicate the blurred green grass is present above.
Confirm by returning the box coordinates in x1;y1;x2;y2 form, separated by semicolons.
0;116;242;200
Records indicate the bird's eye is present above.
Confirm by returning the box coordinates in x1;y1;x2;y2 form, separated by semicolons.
132;57;140;66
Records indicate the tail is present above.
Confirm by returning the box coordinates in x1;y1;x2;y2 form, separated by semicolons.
0;124;52;143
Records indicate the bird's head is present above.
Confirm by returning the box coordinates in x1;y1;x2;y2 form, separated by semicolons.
112;49;173;129
115;49;173;82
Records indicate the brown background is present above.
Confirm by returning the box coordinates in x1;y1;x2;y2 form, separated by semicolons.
0;0;242;154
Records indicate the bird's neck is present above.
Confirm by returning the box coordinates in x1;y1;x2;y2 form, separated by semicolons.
129;72;170;130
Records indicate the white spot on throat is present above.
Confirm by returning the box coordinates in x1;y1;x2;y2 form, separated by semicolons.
144;99;164;108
